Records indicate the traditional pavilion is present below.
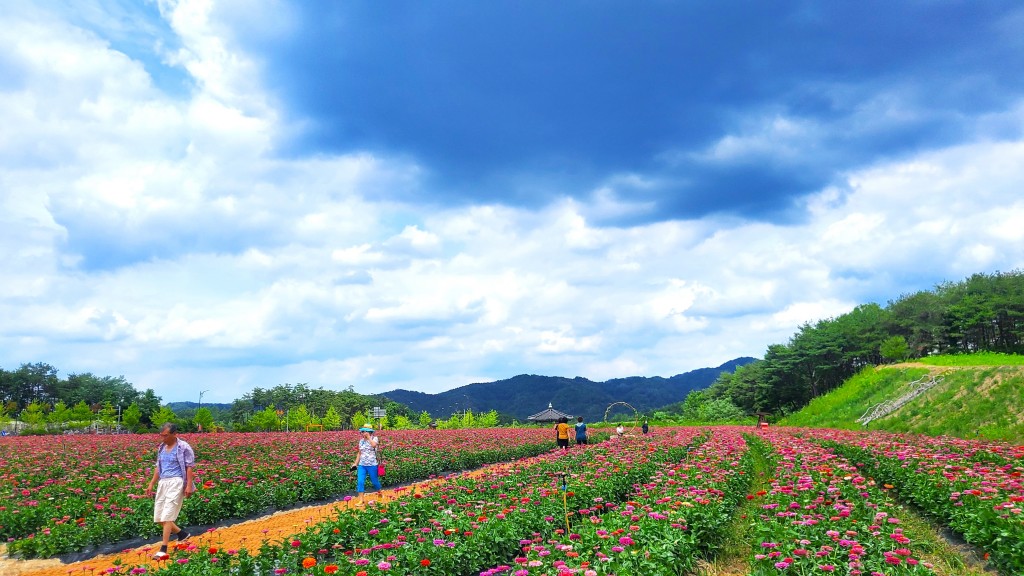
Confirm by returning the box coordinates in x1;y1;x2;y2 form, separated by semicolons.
526;402;573;423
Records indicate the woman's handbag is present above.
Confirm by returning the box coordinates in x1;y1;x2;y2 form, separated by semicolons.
374;446;385;476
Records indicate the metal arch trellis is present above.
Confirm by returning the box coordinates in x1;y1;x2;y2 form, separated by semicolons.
603;401;639;434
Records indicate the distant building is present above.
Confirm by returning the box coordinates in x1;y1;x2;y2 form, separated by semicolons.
526;403;573;423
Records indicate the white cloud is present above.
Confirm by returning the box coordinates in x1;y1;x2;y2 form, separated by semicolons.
3;3;1024;406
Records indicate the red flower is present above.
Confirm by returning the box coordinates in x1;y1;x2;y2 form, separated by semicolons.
420;559;431;566
324;565;339;574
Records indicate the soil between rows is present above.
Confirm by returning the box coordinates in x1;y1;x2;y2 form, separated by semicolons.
1;461;520;576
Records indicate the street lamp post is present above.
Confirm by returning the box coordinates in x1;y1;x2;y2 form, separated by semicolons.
198;390;208;432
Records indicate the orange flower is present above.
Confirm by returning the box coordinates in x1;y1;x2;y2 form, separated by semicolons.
324;565;339;574
302;557;317;569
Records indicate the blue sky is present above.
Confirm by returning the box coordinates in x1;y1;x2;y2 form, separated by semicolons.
2;0;1023;405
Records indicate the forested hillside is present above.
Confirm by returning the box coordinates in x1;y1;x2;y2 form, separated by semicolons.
383;358;756;421
780;354;1024;441
703;270;1024;416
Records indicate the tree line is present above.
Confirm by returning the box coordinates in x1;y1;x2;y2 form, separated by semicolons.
0;368;501;434
0;363;164;431
699;270;1024;417
227;383;500;431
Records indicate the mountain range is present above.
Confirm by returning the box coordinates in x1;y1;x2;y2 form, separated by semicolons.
382;357;757;422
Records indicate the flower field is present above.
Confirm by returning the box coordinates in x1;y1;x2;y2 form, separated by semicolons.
809;428;1024;575
3;427;1023;575
0;429;560;558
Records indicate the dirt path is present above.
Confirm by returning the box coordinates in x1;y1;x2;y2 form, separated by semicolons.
1;462;520;576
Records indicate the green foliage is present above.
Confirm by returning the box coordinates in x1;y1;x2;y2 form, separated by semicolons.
69;400;93;423
697;398;747;421
229;383;403;430
321;405;341;430
47;401;70;425
98;401;117;428
708;270;1024;418
779;367;929;429
879;335;909;362
286;404;313;430
19;402;46;427
249;405;280;431
391;415;413;429
781;364;1024;441
122;402;143;432
0;364;146;413
418;410;432;427
916;352;1024;366
477;409;499;428
150;406;178;429
350;409;367;430
193;407;215;432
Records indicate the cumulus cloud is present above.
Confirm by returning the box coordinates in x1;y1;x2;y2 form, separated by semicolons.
2;2;1024;406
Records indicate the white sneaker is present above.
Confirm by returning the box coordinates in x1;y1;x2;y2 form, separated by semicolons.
153;551;170;560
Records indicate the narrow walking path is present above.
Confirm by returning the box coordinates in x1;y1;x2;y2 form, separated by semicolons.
695;435;775;575
1;460;524;576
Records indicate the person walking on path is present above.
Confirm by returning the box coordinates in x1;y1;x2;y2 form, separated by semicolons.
350;424;382;504
145;422;196;560
574;416;587;446
555;416;571;450
642;420;649;435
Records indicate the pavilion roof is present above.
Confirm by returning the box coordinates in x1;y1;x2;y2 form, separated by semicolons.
526;403;573;422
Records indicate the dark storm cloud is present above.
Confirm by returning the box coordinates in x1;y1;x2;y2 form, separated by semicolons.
243;1;1024;221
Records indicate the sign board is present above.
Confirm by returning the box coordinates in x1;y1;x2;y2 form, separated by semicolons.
371;407;387;418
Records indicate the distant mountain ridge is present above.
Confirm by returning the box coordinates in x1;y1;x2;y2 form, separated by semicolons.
166;401;234;413
382;357;756;422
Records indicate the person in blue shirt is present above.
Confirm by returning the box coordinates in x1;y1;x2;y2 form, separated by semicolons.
574;416;587;445
145;423;196;560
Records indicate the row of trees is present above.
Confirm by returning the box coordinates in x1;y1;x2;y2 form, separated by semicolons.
0;364;165;431
2;376;500;434
240;404;501;431
4;399;185;435
701;270;1024;416
0;363;162;411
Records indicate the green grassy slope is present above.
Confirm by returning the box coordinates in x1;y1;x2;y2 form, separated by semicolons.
779;354;1024;442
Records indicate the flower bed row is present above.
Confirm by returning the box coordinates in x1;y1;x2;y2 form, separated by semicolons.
806;427;1024;574
107;429;711;575
748;429;939;575
478;427;753;575
0;429;564;558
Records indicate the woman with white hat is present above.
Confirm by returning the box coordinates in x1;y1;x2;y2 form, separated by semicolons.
350;423;382;504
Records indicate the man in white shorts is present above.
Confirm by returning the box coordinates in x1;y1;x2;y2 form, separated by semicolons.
145;422;196;560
